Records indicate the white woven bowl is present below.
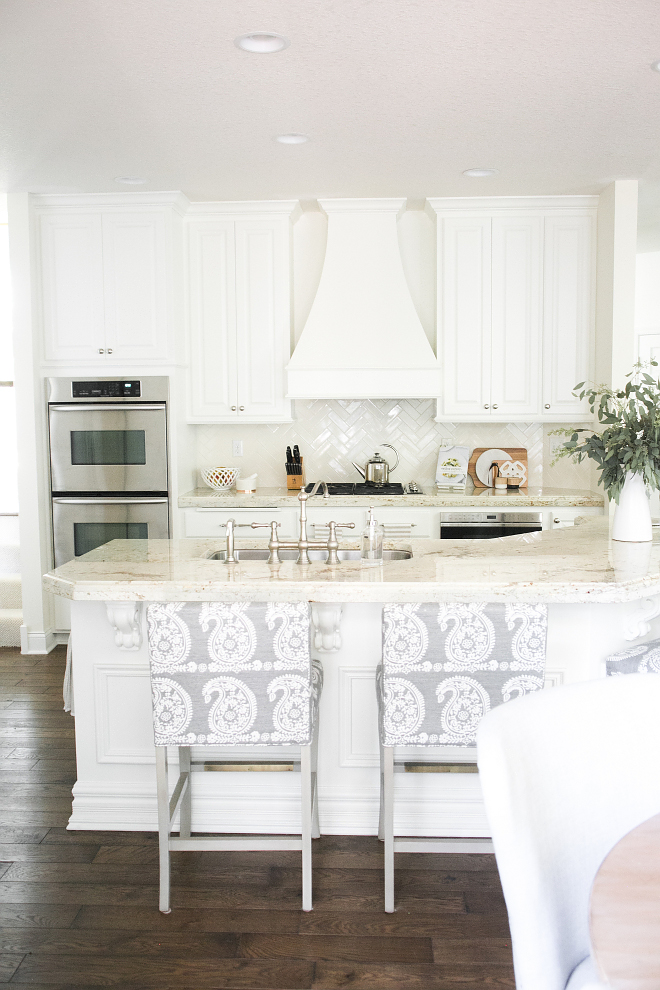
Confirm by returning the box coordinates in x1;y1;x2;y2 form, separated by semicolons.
201;466;238;491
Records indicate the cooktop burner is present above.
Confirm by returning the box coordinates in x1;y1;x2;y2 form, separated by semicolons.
304;482;405;496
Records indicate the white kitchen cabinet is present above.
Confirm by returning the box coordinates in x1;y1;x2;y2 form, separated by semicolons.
542;213;596;419
183;507;299;540
440;217;492;417
429;197;597;423
39;212;105;363
101;212;169;362
437;212;542;419
186;205;297;424
38;202;178;365
490;215;543;417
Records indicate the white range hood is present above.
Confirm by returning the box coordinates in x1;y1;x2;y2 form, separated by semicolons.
286;199;441;398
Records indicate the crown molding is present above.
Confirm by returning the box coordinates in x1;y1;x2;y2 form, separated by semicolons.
425;194;599;216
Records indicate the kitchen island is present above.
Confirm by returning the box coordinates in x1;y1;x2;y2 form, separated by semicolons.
45;517;658;838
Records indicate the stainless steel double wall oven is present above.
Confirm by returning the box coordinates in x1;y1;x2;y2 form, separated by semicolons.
48;377;170;567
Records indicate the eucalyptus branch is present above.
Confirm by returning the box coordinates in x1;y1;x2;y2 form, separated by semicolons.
552;361;660;503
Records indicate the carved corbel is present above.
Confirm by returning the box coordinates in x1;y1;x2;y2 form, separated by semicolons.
311;603;343;653
624;595;660;642
105;602;143;651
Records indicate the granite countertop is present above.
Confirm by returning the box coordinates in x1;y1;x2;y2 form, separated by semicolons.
178;486;604;508
44;517;660;605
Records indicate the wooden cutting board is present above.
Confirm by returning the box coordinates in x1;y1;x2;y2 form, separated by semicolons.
468;448;528;488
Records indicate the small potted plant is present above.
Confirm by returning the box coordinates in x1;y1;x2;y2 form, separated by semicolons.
551;362;660;542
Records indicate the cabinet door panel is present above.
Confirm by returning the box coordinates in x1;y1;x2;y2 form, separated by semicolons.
40;213;105;362
490;216;542;417
543;214;595;418
187;221;237;419
441;218;491;416
102;212;169;361
235;218;292;421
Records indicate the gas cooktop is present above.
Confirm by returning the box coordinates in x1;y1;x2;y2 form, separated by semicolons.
304;482;405;496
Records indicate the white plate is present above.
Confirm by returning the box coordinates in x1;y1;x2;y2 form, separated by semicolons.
475;448;512;487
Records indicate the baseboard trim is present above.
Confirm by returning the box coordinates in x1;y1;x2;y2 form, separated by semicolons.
19;625;68;654
68;782;492;838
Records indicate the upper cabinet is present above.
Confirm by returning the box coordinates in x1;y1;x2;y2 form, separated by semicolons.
428;197;597;422
542;213;596;418
36;195;184;366
186;204;297;424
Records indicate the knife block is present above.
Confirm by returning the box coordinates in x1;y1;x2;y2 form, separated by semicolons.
286;457;306;491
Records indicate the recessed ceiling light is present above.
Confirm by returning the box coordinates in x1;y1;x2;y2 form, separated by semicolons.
651;59;660;72
115;176;147;185
276;133;309;144
235;33;290;54
463;168;499;178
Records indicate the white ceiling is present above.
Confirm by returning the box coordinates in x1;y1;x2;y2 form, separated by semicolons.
1;0;660;201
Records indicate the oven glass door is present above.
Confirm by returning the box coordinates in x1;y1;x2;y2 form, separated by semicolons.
52;497;169;567
49;404;167;493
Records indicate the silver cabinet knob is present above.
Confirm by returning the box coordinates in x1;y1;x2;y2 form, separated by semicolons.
554;518;561;525
231;406;237;411
239;405;245;411
98;348;105;354
484;403;490;409
545;403;551;410
107;348;113;354
492;403;499;409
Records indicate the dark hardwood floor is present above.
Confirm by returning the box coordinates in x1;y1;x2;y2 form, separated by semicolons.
0;645;514;988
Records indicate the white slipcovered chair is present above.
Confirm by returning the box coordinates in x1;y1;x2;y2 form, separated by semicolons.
377;601;548;912
477;673;660;990
146;600;322;913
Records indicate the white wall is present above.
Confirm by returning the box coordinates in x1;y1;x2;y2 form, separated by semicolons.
596;180;639;389
8;193;57;653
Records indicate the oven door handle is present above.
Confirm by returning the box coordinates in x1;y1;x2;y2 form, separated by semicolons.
49;403;166;413
52;497;169;505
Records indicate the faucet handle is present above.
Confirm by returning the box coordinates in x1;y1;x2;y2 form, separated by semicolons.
326;521;356;565
250;522;280;529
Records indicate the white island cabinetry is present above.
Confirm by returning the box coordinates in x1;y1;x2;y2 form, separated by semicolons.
46;515;639;838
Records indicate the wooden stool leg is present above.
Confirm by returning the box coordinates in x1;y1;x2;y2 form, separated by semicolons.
301;744;313;911
383;745;395;913
156;746;172;914
178;746;191;839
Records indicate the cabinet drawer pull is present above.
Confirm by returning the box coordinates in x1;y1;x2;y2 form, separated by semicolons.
545;403;551;410
484;403;489;409
239;405;245;411
107;348;113;354
98;348;105;354
492;403;498;409
231;406;237;411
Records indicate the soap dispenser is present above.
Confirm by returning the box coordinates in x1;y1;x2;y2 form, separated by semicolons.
361;507;384;565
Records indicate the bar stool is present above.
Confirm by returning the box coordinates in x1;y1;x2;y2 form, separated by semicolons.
377;601;548;912
606;637;660;675
146;600;322;913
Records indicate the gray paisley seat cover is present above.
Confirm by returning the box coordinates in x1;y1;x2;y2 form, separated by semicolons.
378;602;547;747
146;602;321;747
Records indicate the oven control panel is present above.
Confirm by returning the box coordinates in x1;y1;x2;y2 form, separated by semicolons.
71;380;141;398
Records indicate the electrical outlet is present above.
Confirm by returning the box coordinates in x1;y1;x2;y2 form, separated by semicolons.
232;440;243;457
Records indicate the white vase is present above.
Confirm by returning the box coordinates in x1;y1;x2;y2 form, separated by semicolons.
612;472;652;542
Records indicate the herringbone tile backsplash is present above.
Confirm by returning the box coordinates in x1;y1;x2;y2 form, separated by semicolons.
195;400;597;491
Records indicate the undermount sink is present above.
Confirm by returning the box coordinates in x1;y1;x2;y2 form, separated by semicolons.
208;548;412;562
